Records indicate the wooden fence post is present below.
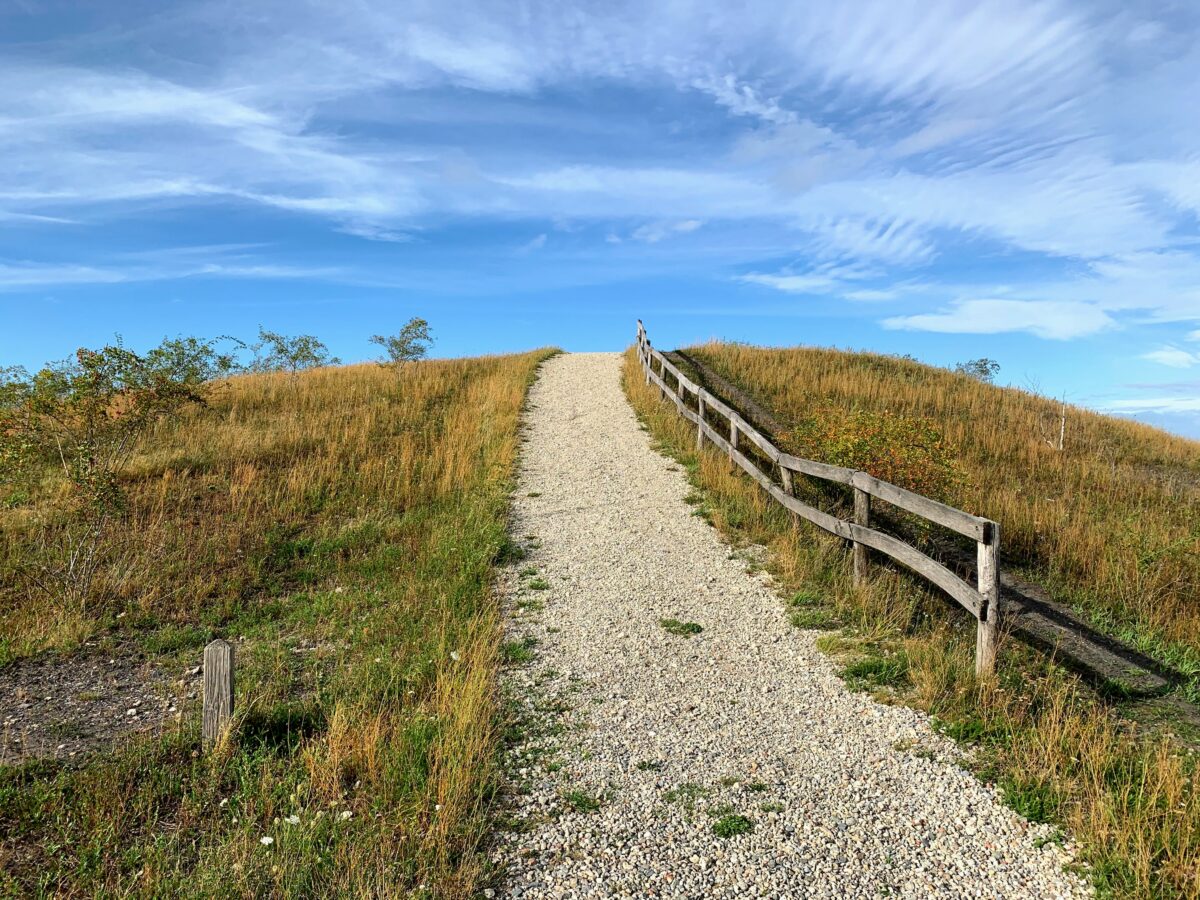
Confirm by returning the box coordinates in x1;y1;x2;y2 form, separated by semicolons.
697;394;706;451
675;377;685;411
729;418;738;469
779;466;794;496
976;523;1001;677
852;484;870;584
203;639;234;749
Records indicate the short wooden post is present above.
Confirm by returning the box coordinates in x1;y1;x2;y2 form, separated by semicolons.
697;395;706;450
852;485;870;584
203;639;234;749
675;377;685;411
976;523;1001;678
779;465;793;495
729;418;738;469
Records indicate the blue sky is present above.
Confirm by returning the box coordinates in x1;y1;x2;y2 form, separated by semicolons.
2;1;1199;437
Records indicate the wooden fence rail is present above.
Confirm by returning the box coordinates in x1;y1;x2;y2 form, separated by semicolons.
636;320;1002;676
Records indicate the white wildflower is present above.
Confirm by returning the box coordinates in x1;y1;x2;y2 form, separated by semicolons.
260;836;274;846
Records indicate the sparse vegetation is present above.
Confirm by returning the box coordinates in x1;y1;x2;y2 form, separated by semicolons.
711;813;754;838
563;789;603;813
659;618;703;637
623;344;1200;899
0;347;552;896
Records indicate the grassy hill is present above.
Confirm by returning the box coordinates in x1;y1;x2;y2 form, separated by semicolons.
624;344;1200;899
0;351;551;897
683;342;1200;686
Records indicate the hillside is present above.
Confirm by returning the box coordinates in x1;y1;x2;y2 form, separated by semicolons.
0;352;551;897
684;342;1200;688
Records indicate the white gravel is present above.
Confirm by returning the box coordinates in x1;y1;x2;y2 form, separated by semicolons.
493;352;1089;899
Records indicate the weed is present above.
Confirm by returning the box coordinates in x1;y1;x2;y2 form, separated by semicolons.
563;790;602;813
527;578;550;591
711;814;754;838
502;636;539;664
841;653;910;691
660;618;703;637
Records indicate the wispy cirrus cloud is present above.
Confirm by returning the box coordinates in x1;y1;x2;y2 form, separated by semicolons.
1;0;1200;368
1142;346;1200;368
883;299;1116;340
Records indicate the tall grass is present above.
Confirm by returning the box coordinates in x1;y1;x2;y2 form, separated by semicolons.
624;347;1200;899
0;351;551;897
687;343;1200;674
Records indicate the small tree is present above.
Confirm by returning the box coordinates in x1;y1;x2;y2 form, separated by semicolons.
0;341;207;609
370;318;433;366
249;327;340;376
954;358;1000;383
145;335;245;384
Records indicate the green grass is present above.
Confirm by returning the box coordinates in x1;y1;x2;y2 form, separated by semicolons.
659;618;703;637
0;351;554;898
563;789;602;813
711;813;754;838
502;636;539;665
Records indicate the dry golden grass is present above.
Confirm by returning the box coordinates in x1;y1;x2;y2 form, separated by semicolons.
687;342;1200;674
0;350;552;897
625;347;1200;899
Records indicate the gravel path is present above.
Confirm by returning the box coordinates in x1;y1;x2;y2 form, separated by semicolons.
493;352;1089;899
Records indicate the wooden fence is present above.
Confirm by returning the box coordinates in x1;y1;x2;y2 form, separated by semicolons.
636;320;1002;676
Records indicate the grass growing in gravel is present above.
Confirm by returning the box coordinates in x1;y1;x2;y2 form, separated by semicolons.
563;789;603;813
0;350;553;897
623;346;1200;900
711;813;754;838
659;618;703;637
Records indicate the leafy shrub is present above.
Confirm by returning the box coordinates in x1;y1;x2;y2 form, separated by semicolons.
783;402;961;500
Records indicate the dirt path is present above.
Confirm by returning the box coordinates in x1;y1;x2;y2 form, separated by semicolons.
493;352;1089;899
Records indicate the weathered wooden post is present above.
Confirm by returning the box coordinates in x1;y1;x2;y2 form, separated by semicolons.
976;523;1001;677
675;376;685;412
729;417;738;470
202;639;234;749
696;394;706;451
852;482;870;584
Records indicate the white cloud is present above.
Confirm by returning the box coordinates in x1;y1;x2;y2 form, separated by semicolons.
518;233;548;252
1104;396;1200;414
883;299;1115;340
1187;330;1200;342
0;0;1199;343
1141;346;1200;368
739;272;839;294
0;254;342;290
631;220;703;243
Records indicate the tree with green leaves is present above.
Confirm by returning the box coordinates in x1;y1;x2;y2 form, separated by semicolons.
954;358;1001;383
0;341;208;609
249;327;340;376
370;318;433;366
